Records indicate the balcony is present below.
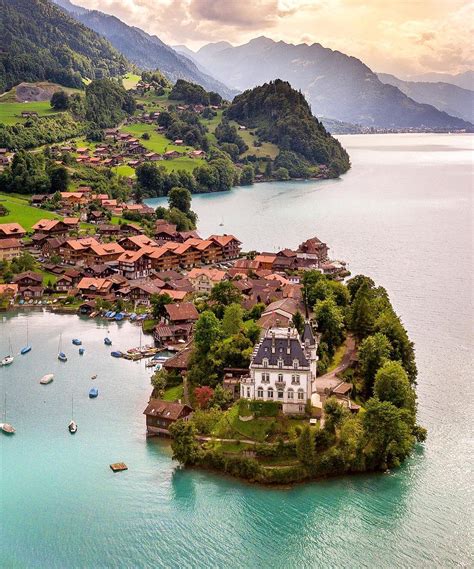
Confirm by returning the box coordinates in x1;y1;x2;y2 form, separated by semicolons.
275;380;286;388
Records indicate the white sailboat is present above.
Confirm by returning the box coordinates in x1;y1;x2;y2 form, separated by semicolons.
0;393;15;434
40;373;54;385
68;395;77;434
1;337;14;366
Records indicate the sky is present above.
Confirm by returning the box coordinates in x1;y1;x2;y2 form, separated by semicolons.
69;0;473;77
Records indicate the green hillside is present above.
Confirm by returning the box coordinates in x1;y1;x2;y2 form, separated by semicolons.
0;0;129;93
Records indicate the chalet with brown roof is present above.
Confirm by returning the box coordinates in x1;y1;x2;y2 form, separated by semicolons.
163;150;180;159
118;282;162;304
0;283;19;297
82;264;114;278
165;302;199;325
163;346;193;373
0;223;26;240
97;224;121;237
209;234;242;259
119;223;143;236
56;275;74;292
297;236;329;265
153;323;193;346
195;239;223;264
148;246;180;272
32;219;70;235
173;240;202;268
42;237;67;258
228;259;259;276
117;248;153;280
255;254;277;271
63;217;79;228
13;272;43;296
258;298;302;329
187;267;226;293
0;238;21;261
154;221;178;241
30;195;48;205
119;234;158;251
77;278;113;298
143;399;193;436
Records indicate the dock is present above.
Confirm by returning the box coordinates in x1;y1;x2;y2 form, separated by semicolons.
110;462;128;472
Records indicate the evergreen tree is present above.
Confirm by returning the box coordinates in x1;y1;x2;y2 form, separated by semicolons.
358;333;392;398
374;361;415;411
222;303;244;337
350;281;375;340
296;426;316;468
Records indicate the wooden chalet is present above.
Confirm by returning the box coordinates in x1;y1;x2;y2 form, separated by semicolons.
143;399;193;436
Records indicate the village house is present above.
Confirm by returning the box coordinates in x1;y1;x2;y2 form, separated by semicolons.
0;238;21;261
77;277;113;298
209;234;242;260
187;267;227;294
118;282;162;305
153;323;193;346
0;283;19;299
0;223;26;240
148;246;180;272
143;399;193;436
32;219;70;236
258;298;302;329
195;239;224;264
165;302;199;325
55;274;74;292
13;271;44;298
117;248;154;280
240;324;318;415
119;234;159;251
297;236;329;266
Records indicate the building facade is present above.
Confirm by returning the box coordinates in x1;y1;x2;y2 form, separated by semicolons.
240;323;318;415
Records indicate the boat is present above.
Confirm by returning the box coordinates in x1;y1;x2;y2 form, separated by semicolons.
89;387;99;398
111;351;122;358
1;394;15;434
1;338;14;366
104;337;112;346
91;374;97;380
57;334;67;362
20;320;31;355
107;312;116;320
72;339;82;346
68;395;77;434
79;347;85;355
40;374;54;385
114;313;124;321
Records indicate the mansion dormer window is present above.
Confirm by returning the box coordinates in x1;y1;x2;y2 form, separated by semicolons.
293;360;299;369
262;358;269;368
278;359;283;369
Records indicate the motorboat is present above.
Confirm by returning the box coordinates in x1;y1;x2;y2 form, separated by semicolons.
89;387;99;398
111;351;122;358
104;337;112;346
58;352;67;362
72;339;82;346
1;355;14;366
20;346;31;355
79;347;85;355
91;374;97;379
68;420;77;434
40;374;54;385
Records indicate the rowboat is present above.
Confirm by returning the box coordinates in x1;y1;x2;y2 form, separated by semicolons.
40;374;54;385
89;387;99;398
0;422;15;434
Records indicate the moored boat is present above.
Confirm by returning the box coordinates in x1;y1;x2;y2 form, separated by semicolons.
79;347;85;355
111;351;122;358
91;374;97;379
104;337;112;346
89;387;99;398
72;339;82;346
58;352;67;362
1;355;14;366
20;319;31;355
68;420;77;434
0;422;15;434
40;374;54;385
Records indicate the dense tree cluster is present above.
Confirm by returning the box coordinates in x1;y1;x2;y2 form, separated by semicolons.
154;187;197;231
0;0;128;93
85;79;135;128
158;108;208;149
168;79;222;106
226;79;350;177
214;118;248;154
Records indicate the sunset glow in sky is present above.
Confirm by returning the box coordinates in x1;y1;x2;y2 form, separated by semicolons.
70;0;473;77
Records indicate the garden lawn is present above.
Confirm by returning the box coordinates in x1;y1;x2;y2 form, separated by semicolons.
122;73;141;90
163;384;184;402
112;164;136;178
0;193;60;230
212;403;276;442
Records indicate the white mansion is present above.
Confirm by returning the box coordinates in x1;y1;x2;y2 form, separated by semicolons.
240;323;318;415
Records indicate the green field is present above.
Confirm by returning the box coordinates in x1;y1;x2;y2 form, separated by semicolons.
112;164;136;178
0;101;63;125
122;73;141;90
0;193;60;230
228;121;279;159
121;123;192;154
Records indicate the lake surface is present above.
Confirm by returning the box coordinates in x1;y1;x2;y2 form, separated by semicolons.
2;134;473;568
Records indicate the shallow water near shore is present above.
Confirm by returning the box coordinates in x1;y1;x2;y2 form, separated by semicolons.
2;134;473;568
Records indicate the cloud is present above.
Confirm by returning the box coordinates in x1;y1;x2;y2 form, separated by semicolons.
68;0;473;75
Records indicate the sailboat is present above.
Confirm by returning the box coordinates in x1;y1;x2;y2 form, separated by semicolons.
68;395;77;434
0;393;15;434
219;216;224;227
58;333;67;362
20;318;31;355
1;338;14;366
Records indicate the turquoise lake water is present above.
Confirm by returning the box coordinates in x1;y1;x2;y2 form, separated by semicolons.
2;134;473;568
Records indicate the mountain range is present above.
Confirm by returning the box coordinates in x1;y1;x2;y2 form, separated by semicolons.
406;71;474;91
52;0;235;99
378;73;474;123
188;37;472;130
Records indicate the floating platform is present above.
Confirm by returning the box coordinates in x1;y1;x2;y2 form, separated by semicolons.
110;462;128;472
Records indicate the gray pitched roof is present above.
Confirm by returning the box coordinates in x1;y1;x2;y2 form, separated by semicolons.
253;337;309;367
302;321;315;345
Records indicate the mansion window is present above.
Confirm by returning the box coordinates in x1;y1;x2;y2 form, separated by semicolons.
291;374;300;385
267;388;274;399
278;389;284;399
246;388;251;398
287;389;294;400
278;359;283;369
278;373;283;382
262;358;269;368
261;372;270;383
257;388;264;398
297;390;305;400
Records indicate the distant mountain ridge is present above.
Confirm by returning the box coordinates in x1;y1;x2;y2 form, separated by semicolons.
191;37;472;131
52;0;236;99
378;73;474;123
407;71;474;91
0;0;128;93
